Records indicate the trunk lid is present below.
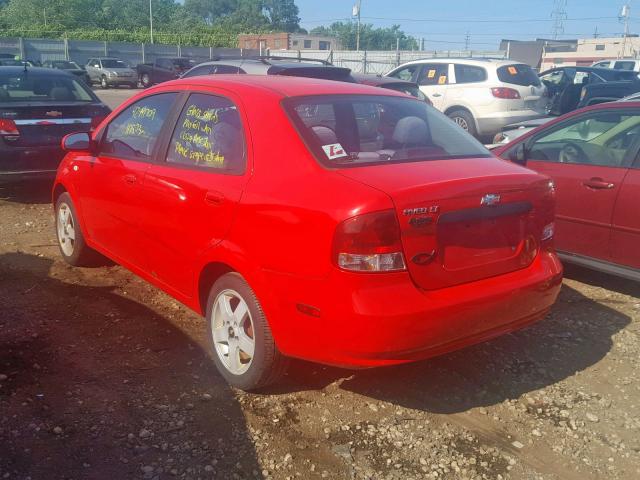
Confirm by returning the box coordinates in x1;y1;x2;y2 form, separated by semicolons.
337;157;554;290
0;103;107;147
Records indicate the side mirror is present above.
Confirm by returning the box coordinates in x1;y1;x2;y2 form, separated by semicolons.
62;132;93;152
509;142;527;166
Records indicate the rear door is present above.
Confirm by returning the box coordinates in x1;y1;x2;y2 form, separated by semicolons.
610;158;640;269
415;63;450;110
139;91;250;297
521;108;640;261
80;92;179;269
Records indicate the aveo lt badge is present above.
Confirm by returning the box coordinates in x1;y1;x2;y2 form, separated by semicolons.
480;194;501;206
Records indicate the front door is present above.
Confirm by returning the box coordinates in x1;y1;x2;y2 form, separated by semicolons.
610;167;640;269
523;108;640;261
80;92;179;269
139;92;250;297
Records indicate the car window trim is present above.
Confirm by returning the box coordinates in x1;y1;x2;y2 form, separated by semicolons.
97;91;182;165
525;107;640;169
156;90;249;176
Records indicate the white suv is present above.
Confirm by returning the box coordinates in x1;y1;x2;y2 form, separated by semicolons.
386;59;548;140
592;59;640;72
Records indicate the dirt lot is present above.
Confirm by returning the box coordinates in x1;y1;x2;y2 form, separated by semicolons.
1;182;639;480
1;88;640;479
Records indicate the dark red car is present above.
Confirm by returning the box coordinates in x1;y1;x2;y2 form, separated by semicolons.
53;76;562;390
494;102;640;281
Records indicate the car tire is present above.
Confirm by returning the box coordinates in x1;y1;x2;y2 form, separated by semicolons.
129;82;137;89
100;75;109;89
206;272;288;391
141;73;151;88
447;109;477;138
55;193;102;267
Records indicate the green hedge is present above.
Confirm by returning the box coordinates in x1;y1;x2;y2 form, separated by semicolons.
0;27;245;47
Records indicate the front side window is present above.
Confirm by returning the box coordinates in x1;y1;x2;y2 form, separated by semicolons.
527;110;640;167
540;69;566;86
101;93;177;160
101;59;127;69
417;64;449;86
284;94;491;168
454;64;487;84
388;64;419;82
614;61;636;71
166;93;245;174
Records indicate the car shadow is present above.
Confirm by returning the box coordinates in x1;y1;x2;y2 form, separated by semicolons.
0;180;53;205
0;252;262;479
268;283;629;415
563;263;640;298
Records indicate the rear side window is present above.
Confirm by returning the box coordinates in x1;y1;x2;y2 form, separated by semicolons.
182;65;213;78
166;93;245;174
214;65;243;74
101;93;177;160
418;64;449;86
284;94;490;168
454;64;487;84
497;64;541;87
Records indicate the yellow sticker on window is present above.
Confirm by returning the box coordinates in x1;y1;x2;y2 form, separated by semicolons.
438;75;447;84
508;66;518;75
427;69;436;78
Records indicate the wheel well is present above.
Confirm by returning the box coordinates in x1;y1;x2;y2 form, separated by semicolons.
52;184;67;205
198;262;234;315
444;106;473;118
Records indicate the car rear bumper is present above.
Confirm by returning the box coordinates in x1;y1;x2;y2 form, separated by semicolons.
266;249;563;368
0;146;64;184
476;111;547;137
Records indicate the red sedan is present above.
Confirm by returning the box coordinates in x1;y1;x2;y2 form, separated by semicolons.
494;102;640;281
53;76;562;390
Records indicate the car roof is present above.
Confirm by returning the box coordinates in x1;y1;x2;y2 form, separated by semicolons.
351;73;417;86
0;66;75;77
191;58;338;74
394;58;520;68
159;74;408;99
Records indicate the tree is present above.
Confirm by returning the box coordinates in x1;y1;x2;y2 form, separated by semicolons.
264;0;300;32
311;22;418;51
183;0;237;25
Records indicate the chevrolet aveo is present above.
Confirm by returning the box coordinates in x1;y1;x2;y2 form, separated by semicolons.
53;76;563;390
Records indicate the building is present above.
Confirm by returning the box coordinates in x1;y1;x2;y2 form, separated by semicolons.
238;33;340;52
499;39;575;70
540;36;640;71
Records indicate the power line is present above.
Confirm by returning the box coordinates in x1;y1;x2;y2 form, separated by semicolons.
551;0;568;39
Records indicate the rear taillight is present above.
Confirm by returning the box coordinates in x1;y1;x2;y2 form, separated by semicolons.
0;118;19;136
90;115;107;131
491;87;521;99
332;209;406;272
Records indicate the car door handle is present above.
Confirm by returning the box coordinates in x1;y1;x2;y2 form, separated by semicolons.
432;93;442;97
582;178;615;190
205;191;225;206
123;174;137;185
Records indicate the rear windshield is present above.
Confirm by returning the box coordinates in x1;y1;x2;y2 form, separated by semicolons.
284;94;491;168
101;59;128;68
53;61;80;69
497;64;541;87
0;73;95;103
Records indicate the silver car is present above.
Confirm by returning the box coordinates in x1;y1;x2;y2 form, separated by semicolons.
85;57;137;89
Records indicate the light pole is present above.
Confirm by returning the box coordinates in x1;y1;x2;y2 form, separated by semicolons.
353;1;362;51
149;0;154;44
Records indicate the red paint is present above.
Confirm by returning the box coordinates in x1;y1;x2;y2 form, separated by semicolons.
494;101;640;271
54;76;562;368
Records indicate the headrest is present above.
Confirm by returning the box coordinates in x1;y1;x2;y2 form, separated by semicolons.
311;125;338;145
50;87;74;101
392;116;428;145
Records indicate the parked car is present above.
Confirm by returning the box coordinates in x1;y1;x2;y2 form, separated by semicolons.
0;66;111;183
43;60;91;85
490;117;553;148
85;57;137;89
592;59;640;72
578;79;640;108
494;102;640;281
53;75;562;390
137;57;198;88
351;74;431;103
385;59;548;140
181;56;354;83
540;66;638;115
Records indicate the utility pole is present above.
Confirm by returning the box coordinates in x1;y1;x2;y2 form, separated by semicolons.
43;7;47;27
149;0;154;44
593;26;600;38
353;1;362;51
464;31;471;51
421;37;425;51
550;0;567;40
620;3;631;58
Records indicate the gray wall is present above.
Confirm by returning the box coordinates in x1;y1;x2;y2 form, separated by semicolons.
0;37;254;66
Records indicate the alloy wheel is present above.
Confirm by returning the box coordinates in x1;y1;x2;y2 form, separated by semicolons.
56;202;75;257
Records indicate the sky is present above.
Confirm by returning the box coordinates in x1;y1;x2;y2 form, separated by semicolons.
296;0;635;50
